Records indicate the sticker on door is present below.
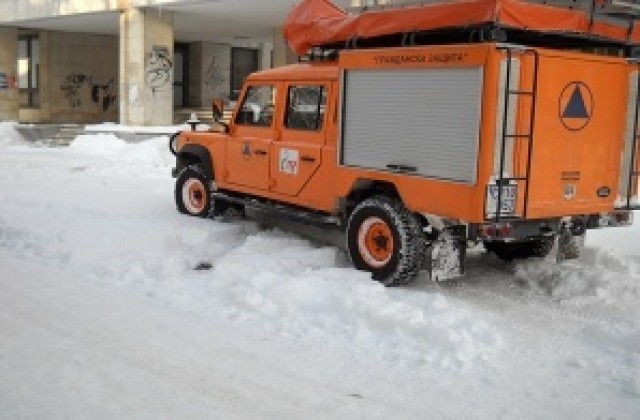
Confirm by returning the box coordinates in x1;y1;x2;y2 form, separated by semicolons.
279;149;299;175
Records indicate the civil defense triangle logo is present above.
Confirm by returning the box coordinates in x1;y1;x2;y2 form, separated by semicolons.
562;85;589;118
559;81;593;131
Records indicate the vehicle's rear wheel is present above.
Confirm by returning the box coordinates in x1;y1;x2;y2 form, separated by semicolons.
485;236;555;261
175;164;212;218
347;196;424;286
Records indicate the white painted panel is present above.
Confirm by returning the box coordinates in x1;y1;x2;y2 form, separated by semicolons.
619;71;638;200
341;67;483;184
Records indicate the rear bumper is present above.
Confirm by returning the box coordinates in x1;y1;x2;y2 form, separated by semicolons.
587;210;634;229
472;210;634;241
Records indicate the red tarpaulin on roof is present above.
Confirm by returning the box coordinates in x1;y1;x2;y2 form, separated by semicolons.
283;0;640;55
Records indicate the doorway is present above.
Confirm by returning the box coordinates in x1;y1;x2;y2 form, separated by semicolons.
174;43;189;108
231;47;259;101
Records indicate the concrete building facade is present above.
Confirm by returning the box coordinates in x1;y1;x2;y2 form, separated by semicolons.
0;0;351;126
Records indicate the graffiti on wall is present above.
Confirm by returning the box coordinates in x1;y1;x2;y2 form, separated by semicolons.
145;45;172;94
60;73;90;108
0;73;17;91
60;73;117;112
203;57;226;97
92;78;117;112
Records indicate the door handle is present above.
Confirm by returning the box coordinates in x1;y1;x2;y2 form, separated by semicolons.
386;164;417;172
254;149;268;156
301;155;316;163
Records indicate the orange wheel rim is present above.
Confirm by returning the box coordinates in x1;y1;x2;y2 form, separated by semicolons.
183;179;207;213
357;217;394;268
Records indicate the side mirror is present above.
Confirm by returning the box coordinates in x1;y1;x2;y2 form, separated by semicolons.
212;99;224;123
211;98;230;134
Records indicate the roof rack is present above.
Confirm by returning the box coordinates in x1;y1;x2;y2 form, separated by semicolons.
536;0;640;17
298;48;339;63
353;0;640;26
284;0;640;57
349;0;640;18
347;0;460;12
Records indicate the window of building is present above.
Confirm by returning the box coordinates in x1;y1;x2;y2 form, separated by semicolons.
285;86;326;131
18;35;39;108
235;85;276;127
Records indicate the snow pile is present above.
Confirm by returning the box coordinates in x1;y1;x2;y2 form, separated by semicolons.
85;122;201;134
0;121;25;146
66;133;174;177
85;223;503;371
514;247;640;313
67;133;129;155
206;231;502;369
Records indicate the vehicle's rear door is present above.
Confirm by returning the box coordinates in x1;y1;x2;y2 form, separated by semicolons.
525;52;628;218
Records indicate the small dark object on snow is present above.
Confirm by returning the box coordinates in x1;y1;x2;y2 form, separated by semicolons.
194;261;213;271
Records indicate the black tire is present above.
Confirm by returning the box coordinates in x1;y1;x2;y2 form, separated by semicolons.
175;164;213;218
347;196;424;286
169;131;181;156
220;203;246;221
485;236;555;262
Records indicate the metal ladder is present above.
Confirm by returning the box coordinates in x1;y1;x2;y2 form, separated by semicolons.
494;46;540;222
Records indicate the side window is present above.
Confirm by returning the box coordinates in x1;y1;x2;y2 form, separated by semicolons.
285;86;326;131
235;85;276;127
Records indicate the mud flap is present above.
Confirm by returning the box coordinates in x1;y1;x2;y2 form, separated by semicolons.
556;232;585;262
430;236;466;282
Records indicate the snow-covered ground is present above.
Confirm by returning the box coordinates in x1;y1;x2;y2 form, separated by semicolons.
0;121;639;419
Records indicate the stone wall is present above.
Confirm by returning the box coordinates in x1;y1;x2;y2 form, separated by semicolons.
119;8;174;126
188;40;275;108
0;27;18;121
11;25;275;123
272;27;297;67
200;42;231;106
48;31;118;123
0;0;123;24
18;30;118;123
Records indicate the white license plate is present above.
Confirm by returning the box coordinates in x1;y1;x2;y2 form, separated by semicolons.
488;185;517;214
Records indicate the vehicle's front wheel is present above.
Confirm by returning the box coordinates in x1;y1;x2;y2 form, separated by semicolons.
347;196;424;286
175;164;212;218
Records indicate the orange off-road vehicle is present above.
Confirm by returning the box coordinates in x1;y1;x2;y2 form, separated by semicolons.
170;0;640;285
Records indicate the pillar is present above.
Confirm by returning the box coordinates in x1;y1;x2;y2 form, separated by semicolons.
272;27;297;68
0;27;18;121
260;43;272;71
119;7;174;126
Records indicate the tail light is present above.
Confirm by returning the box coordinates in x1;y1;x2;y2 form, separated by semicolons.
479;222;513;239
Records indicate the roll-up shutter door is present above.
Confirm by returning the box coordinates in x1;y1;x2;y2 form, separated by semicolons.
341;67;483;184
